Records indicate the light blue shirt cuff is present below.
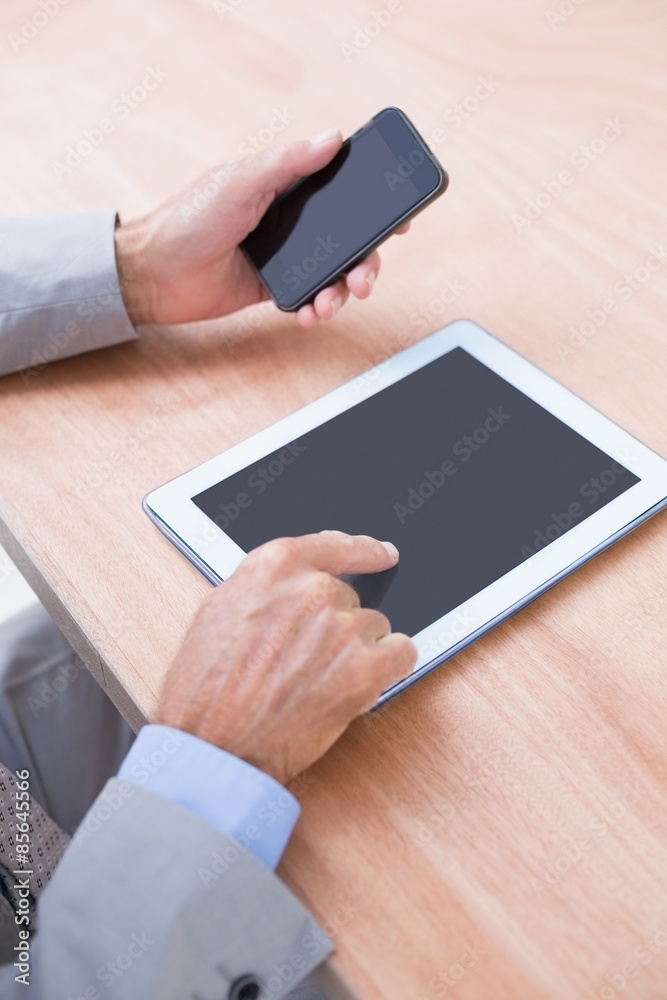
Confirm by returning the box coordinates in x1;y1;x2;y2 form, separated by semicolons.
117;724;301;871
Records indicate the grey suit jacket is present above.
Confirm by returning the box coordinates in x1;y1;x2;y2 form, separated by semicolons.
0;211;137;377
0;781;330;999
0;213;333;998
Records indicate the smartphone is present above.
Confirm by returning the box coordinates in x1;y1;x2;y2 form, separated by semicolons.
240;107;448;311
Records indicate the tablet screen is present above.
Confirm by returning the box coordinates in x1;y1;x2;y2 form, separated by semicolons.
193;348;639;636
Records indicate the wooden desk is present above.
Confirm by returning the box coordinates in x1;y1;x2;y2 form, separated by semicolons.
2;0;667;996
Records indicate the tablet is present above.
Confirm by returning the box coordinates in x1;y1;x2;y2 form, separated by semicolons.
144;320;667;707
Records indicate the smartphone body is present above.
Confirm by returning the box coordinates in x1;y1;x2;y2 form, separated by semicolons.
240;107;448;311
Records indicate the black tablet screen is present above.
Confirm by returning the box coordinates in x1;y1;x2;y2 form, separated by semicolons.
193;348;639;636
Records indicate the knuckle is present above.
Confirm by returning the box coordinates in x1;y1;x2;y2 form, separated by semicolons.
261;139;293;170
337;578;361;608
253;536;297;574
334;609;360;644
371;610;391;636
296;572;332;616
200;582;228;617
369;637;415;689
338;608;358;634
311;571;339;603
393;634;419;672
269;139;290;159
351;660;384;705
319;528;350;546
205;163;228;187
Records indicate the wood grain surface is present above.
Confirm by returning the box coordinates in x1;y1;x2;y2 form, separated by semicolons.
1;1;667;997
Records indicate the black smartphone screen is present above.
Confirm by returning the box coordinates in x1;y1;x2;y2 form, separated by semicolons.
241;108;445;310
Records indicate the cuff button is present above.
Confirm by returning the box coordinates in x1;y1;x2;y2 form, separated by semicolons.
229;974;261;1000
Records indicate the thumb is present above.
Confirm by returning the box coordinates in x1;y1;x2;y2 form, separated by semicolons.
241;129;343;207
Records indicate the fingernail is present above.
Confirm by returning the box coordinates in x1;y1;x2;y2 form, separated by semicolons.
311;128;340;146
381;541;399;560
366;271;376;291
330;295;342;318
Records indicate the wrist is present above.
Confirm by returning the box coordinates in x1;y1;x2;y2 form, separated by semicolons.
114;216;158;326
154;707;287;785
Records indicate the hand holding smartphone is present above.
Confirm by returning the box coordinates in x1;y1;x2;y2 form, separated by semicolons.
241;107;448;311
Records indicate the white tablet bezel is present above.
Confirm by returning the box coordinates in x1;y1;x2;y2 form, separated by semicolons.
144;320;667;706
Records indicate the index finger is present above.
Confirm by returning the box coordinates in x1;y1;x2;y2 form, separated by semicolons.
293;529;399;576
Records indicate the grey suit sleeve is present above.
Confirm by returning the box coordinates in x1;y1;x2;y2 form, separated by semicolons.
0;212;138;378
0;779;332;999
